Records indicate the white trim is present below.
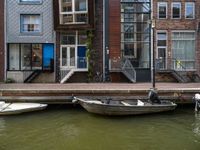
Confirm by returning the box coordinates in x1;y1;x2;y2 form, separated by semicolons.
185;2;195;19
157;2;167;19
171;2;181;19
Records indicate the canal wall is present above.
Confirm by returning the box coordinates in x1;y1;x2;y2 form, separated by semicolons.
0;83;200;104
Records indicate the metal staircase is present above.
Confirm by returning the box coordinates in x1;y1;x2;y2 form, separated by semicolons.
24;70;42;83
121;59;136;83
60;69;75;84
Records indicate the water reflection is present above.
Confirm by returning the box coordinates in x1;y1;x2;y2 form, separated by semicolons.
193;113;200;137
0;118;5;132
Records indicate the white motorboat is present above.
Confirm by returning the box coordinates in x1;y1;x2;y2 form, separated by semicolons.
0;101;47;115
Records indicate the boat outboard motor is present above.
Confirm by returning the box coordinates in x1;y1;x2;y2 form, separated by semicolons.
194;94;200;112
148;89;161;104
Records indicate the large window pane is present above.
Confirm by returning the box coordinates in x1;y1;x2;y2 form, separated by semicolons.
62;47;67;66
185;3;195;19
21;15;41;33
61;0;72;12
172;32;195;70
121;1;150;68
32;44;42;70
158;3;167;19
9;44;20;70
61;32;76;45
172;3;181;19
21;44;31;70
75;0;87;11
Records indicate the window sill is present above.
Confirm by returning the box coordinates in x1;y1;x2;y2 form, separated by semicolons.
20;32;42;36
18;1;43;5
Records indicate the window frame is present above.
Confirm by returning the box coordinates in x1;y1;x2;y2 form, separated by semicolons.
59;0;88;24
20;14;41;34
157;2;167;19
171;2;181;19
185;2;195;19
60;31;88;70
171;30;196;71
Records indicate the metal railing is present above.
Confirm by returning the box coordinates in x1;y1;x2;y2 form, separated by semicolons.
109;57;136;82
122;58;136;82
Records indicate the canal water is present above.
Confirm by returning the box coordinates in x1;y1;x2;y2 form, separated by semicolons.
0;106;200;150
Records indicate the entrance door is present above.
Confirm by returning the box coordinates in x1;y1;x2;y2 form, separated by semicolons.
43;44;54;71
61;46;76;68
77;46;87;68
157;48;166;70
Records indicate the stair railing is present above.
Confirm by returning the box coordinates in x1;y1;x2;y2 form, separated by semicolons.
121;58;136;82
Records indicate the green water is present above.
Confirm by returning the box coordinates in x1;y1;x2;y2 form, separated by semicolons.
0;106;200;150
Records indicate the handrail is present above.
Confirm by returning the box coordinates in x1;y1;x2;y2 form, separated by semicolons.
121;58;136;82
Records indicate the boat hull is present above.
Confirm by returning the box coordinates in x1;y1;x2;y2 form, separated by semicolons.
0;103;47;115
77;100;177;116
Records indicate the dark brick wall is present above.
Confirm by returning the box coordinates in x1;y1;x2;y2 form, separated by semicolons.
0;1;4;82
92;0;103;74
154;0;200;75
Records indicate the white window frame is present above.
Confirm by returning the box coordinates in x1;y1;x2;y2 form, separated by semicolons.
60;31;87;70
185;2;195;19
59;0;88;24
171;2;181;19
156;31;168;69
171;30;196;71
20;14;41;33
157;2;167;19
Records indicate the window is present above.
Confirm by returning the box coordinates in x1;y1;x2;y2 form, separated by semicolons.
60;31;87;69
8;44;44;71
172;32;195;70
158;2;167;19
172;3;181;19
157;32;167;47
157;32;167;69
60;0;88;24
121;0;151;68
8;44;20;70
185;2;195;19
19;0;42;4
21;15;41;33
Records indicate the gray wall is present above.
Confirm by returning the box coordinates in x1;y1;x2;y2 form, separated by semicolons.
6;0;54;43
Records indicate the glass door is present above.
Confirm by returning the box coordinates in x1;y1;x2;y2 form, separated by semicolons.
43;44;54;71
157;48;166;69
61;46;76;68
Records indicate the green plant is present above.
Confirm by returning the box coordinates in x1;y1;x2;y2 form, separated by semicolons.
86;30;94;82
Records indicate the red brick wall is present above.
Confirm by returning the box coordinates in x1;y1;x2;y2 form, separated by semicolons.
0;1;4;82
109;0;121;60
153;0;200;74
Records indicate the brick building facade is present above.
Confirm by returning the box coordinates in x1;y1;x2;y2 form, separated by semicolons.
154;0;200;82
1;0;200;83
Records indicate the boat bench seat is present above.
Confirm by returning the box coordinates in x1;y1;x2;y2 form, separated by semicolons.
121;101;132;106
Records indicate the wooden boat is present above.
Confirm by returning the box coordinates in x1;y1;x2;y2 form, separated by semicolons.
73;97;177;116
0;101;47;115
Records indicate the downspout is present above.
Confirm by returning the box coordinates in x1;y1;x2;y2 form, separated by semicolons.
4;0;7;81
151;0;154;88
103;0;105;81
104;0;109;81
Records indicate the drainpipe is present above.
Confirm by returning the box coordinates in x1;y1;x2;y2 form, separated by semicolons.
4;0;7;81
103;0;105;81
103;0;109;82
